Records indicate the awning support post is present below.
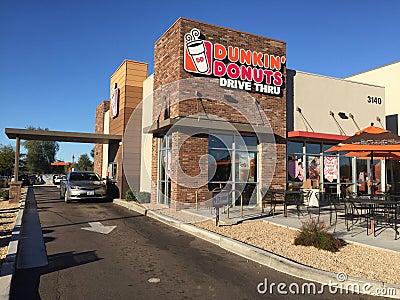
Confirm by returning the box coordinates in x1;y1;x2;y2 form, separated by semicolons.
14;136;20;181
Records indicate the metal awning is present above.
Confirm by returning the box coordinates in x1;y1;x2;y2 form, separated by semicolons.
5;128;122;143
144;117;274;136
5;127;122;182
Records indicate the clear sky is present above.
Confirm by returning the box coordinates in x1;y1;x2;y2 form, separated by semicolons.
0;0;399;162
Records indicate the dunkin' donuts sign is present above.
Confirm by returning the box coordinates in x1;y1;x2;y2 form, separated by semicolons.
184;28;286;96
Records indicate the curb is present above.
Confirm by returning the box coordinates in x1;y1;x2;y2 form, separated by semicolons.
0;190;27;300
114;199;400;299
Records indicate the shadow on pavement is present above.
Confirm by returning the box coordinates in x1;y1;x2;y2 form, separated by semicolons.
10;250;102;300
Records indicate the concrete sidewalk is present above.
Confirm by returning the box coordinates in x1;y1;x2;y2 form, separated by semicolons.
114;199;400;299
0;187;48;300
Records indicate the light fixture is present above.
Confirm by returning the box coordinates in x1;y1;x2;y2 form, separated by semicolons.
195;90;209;119
329;111;346;135
338;112;348;119
296;106;314;132
223;94;238;103
376;116;384;128
349;113;361;131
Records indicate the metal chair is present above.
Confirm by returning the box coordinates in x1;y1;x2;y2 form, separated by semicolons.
344;197;372;233
317;193;340;226
371;201;399;240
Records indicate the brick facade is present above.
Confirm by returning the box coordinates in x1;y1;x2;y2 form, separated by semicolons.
152;18;287;205
94;101;110;176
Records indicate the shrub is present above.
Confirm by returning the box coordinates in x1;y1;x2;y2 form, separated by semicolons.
294;218;344;252
125;189;137;202
0;189;9;201
125;189;150;204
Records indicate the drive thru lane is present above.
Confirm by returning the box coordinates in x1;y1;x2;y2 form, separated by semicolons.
11;186;383;299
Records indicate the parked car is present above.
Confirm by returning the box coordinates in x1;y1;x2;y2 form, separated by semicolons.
60;171;107;203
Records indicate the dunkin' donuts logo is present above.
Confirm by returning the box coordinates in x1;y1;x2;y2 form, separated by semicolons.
184;28;286;96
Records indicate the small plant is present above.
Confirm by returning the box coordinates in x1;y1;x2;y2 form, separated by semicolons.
294;218;344;252
0;189;9;201
125;189;137;202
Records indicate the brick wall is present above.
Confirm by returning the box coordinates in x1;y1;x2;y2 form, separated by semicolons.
94;101;110;176
153;18;287;204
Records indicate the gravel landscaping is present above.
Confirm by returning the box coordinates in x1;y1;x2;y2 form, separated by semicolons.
196;220;400;285
0;198;20;269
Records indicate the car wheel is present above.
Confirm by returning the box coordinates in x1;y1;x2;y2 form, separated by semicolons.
64;191;70;203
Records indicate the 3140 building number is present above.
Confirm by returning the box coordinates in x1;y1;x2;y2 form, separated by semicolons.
367;96;382;104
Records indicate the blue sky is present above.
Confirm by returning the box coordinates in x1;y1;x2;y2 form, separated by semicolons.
0;0;399;162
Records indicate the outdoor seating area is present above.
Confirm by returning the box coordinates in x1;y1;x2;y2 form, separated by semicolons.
260;188;399;240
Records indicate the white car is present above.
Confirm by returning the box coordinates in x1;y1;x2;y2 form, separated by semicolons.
60;171;107;203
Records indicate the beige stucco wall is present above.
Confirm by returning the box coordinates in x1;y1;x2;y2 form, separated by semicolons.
292;71;385;136
102;110;110;178
346;61;400;132
140;74;154;193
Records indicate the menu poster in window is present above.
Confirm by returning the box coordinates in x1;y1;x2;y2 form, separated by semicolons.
324;156;338;182
308;156;320;180
239;154;250;182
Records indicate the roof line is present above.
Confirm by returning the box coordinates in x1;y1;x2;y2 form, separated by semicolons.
5;128;122;144
344;60;400;78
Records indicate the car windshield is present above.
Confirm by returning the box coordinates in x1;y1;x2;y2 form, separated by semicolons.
69;172;101;181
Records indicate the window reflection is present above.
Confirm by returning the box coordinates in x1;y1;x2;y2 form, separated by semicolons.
208;149;232;182
235;152;257;183
208;134;259;204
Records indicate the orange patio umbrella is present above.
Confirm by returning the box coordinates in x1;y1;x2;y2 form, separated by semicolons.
326;124;400;194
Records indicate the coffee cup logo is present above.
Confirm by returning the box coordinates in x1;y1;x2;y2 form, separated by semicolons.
184;28;211;74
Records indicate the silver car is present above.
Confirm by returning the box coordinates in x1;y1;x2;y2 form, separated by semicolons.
60;171;107;203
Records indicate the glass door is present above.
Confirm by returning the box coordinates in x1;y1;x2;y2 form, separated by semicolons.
235;150;257;206
158;135;172;205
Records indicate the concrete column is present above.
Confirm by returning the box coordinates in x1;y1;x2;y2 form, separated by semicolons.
14;136;20;180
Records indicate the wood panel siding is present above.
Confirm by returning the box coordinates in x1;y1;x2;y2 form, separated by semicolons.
107;60;148;198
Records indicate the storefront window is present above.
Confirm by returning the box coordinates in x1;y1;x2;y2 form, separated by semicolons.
387;160;400;193
287;142;304;183
235;151;257;183
208;134;258;205
158;135;172;205
323;155;339;183
306;143;321;155
307;155;321;186
339;156;352;183
356;159;368;194
209;134;233;149
208;149;232;182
